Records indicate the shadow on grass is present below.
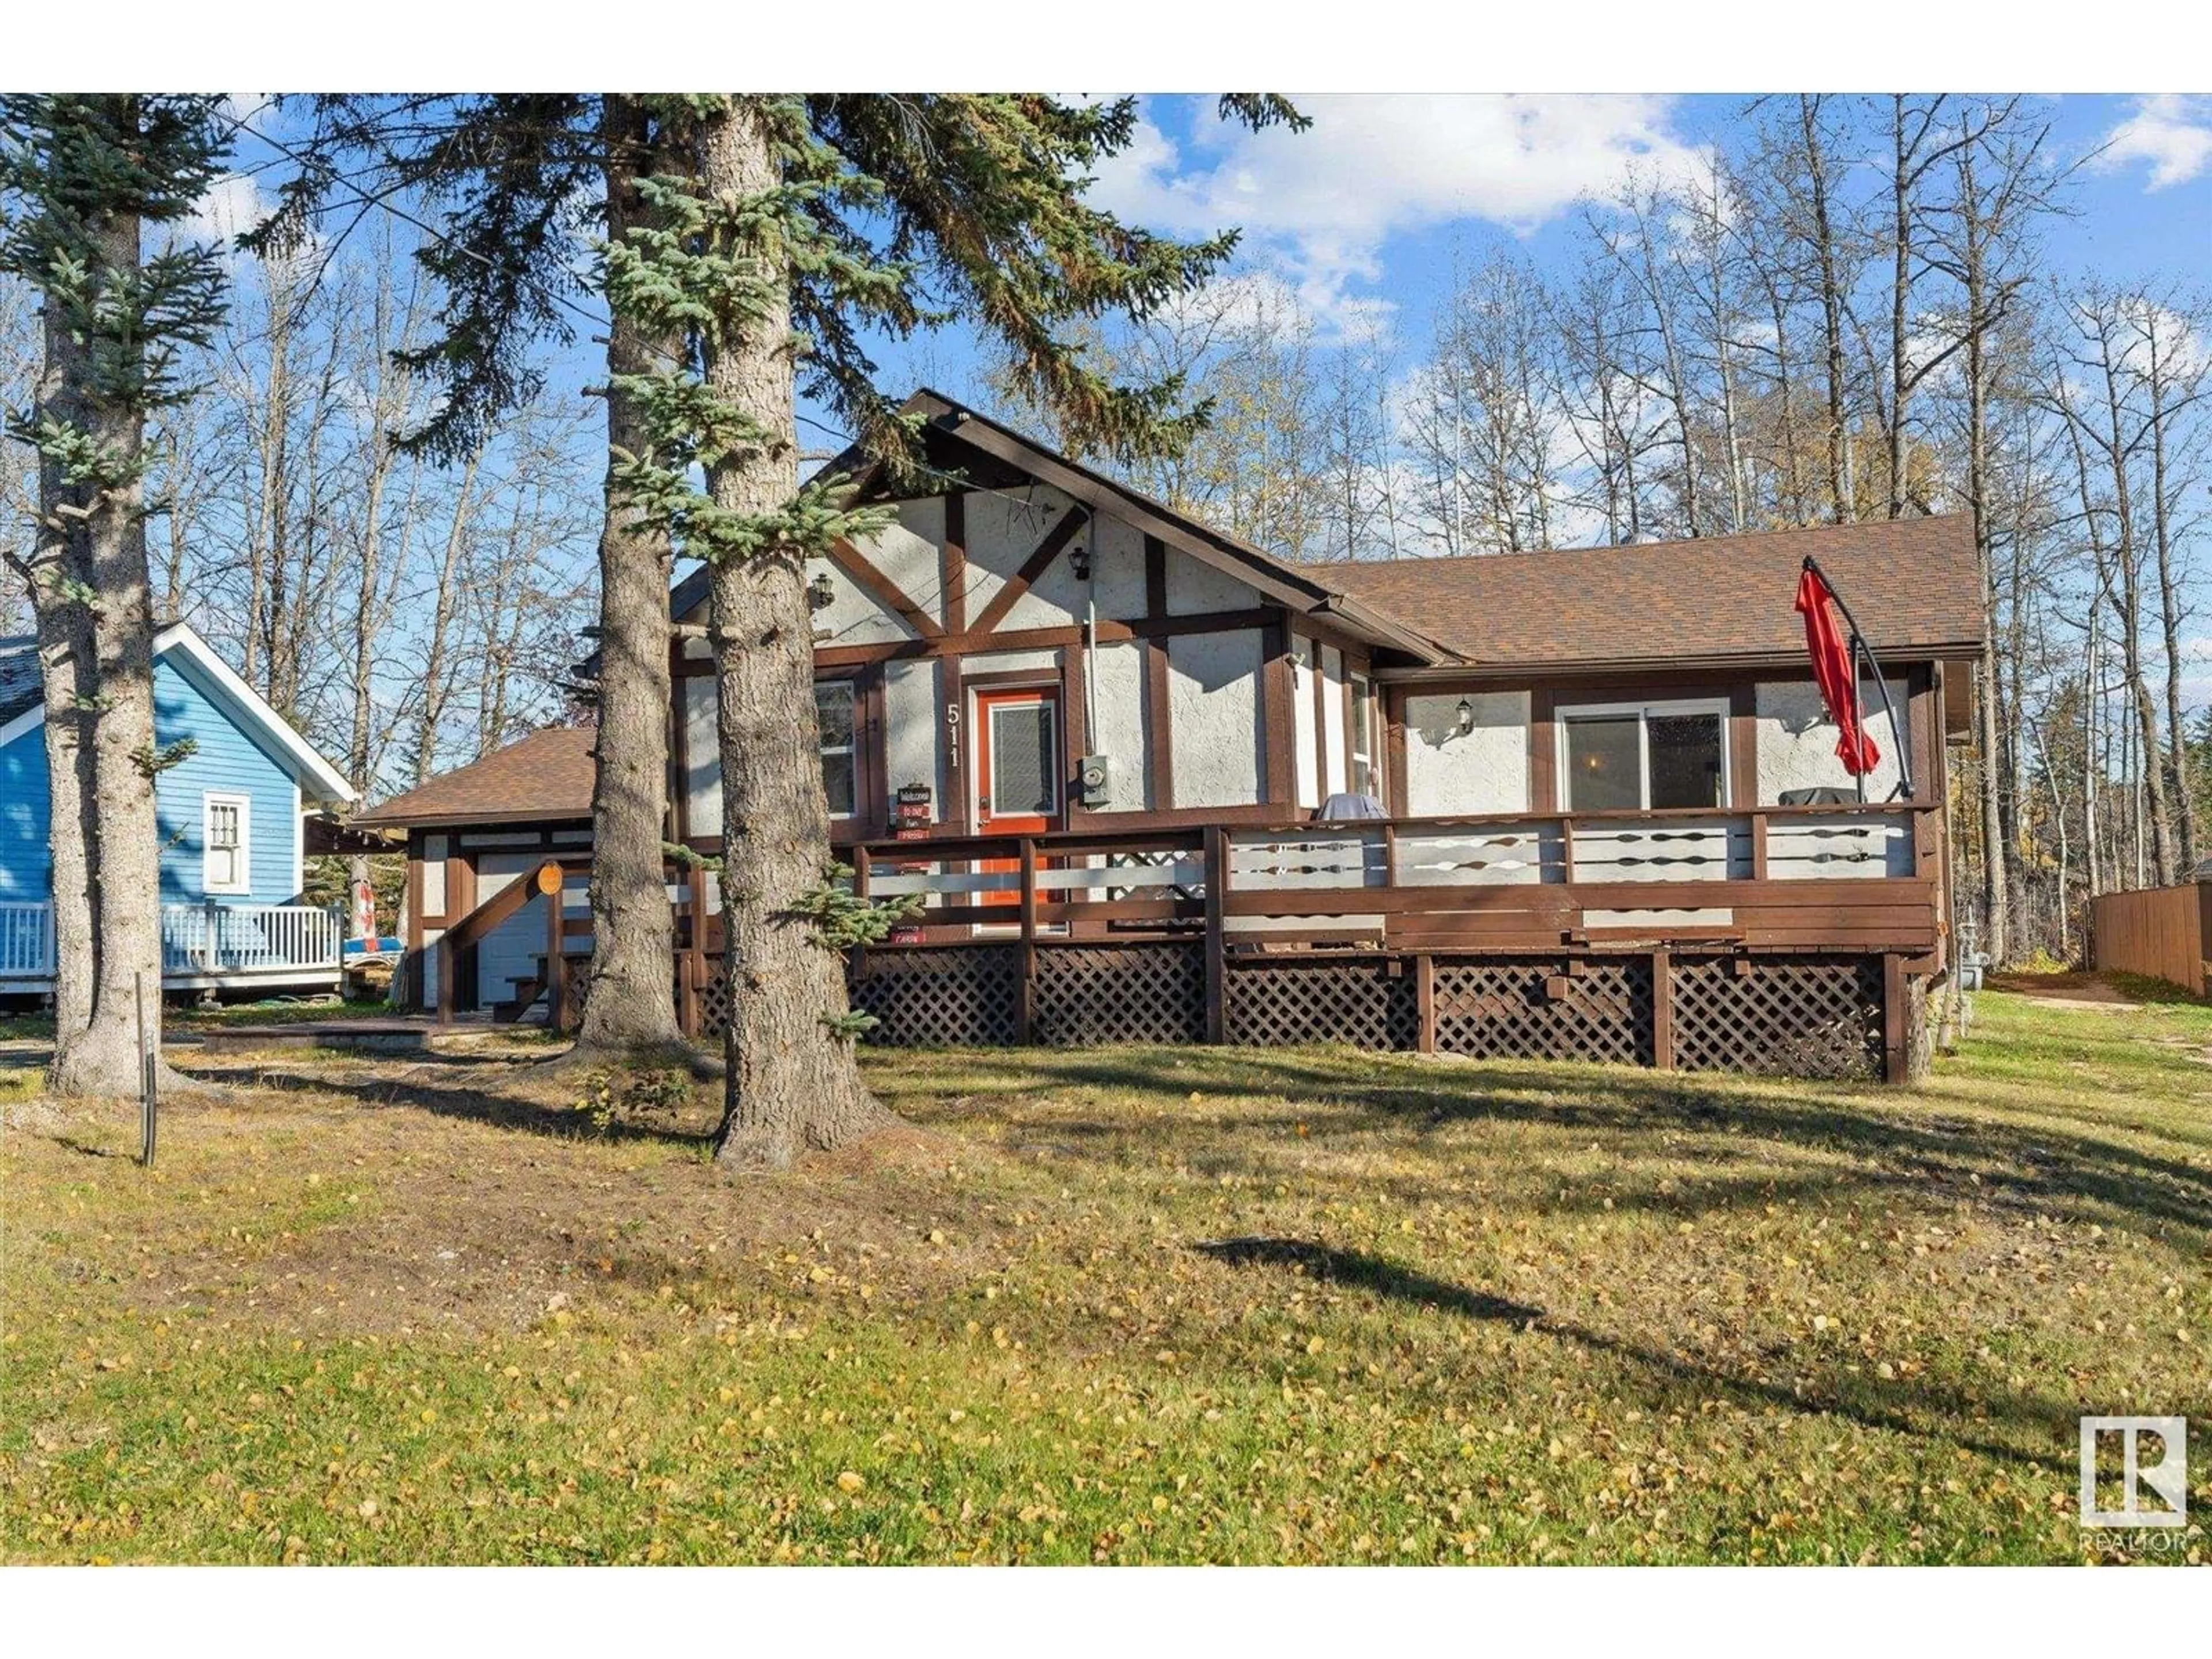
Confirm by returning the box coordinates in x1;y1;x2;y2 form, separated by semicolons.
208;1061;713;1150
1194;1236;1543;1324
1190;1234;2084;1475
898;1044;2212;1241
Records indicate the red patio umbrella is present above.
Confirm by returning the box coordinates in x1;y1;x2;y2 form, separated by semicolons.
1794;560;1882;777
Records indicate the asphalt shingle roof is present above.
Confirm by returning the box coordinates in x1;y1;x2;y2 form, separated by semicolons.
1308;515;1984;672
352;725;597;828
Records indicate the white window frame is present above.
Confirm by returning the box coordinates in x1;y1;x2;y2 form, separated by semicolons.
203;791;252;896
1554;698;1732;812
1349;672;1377;797
815;680;859;822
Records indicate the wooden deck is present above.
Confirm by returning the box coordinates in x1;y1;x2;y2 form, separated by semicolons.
426;802;1945;1082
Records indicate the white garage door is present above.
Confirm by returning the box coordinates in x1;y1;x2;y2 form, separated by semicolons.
475;854;590;1009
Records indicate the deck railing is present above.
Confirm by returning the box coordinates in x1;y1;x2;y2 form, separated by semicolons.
0;902;54;978
840;802;1937;956
0;901;342;985
161;902;342;976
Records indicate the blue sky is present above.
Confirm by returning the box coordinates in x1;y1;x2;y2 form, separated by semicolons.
855;93;2212;414
203;94;2211;454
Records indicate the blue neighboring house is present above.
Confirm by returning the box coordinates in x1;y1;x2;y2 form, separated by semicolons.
0;621;357;997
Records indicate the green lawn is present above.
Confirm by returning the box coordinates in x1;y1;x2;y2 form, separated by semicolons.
2;988;2206;1565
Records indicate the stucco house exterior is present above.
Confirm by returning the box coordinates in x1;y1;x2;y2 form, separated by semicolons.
0;621;357;996
357;391;1984;1080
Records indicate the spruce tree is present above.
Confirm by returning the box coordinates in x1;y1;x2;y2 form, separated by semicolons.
270;94;1301;1158
1;95;229;1095
260;94;696;1062
612;94;1303;1164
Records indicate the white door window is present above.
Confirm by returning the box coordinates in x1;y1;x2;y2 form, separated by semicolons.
1558;700;1729;812
204;793;252;895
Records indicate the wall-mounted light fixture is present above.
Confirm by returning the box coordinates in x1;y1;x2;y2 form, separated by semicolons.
1455;698;1475;737
1070;544;1092;582
806;572;836;613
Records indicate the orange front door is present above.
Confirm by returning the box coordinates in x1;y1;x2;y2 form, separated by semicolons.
972;687;1062;912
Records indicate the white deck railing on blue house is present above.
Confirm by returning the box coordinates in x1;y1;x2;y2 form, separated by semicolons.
0;900;341;988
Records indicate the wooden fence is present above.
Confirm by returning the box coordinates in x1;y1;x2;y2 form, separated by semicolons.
2090;882;2211;998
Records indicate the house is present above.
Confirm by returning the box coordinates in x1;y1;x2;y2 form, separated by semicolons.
0;621;357;998
355;390;1985;1081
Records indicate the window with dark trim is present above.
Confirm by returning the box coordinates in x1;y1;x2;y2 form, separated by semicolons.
815;681;858;819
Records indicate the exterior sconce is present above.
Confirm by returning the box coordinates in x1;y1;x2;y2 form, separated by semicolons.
1455;698;1475;736
1070;544;1092;581
807;572;836;612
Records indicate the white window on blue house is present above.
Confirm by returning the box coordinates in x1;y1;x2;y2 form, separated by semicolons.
203;792;252;895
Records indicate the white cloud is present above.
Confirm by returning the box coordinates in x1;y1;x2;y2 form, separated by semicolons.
1088;94;1710;334
2093;94;2212;190
176;172;272;254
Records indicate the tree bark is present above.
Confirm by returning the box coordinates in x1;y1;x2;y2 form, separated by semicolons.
696;99;887;1167
1959;146;2009;964
573;94;687;1058
31;155;169;1097
1799;97;1854;522
2142;315;2200;874
410;446;482;785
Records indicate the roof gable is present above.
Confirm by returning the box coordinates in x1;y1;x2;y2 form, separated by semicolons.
0;623;356;804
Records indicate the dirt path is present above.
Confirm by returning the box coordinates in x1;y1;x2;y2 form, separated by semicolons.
1982;971;2145;1012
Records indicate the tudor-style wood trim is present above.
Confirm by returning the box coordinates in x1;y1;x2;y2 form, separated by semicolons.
941;653;966;834
404;834;425;1009
825;535;943;639
1262;618;1297;808
861;665;892;839
968;505;1091;637
942;490;968;637
1060;642;1088;823
806;607;1278;669
1144;534;1167;620
1146;630;1173;813
1382;684;1410;817
960;665;1063;692
1530;688;1559;814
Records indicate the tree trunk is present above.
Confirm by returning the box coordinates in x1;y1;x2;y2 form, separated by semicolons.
27;329;99;1053
410;446;482;785
2143;321;2200;874
697;99;887;1168
1800;97;1853;522
1888;95;1911;520
1959;168;2008;964
32;174;168;1097
574;94;686;1058
2094;328;2177;886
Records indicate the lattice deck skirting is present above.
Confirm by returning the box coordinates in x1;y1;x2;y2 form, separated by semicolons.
672;944;1916;1080
1671;955;1883;1078
1228;956;1419;1051
1430;957;1653;1066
